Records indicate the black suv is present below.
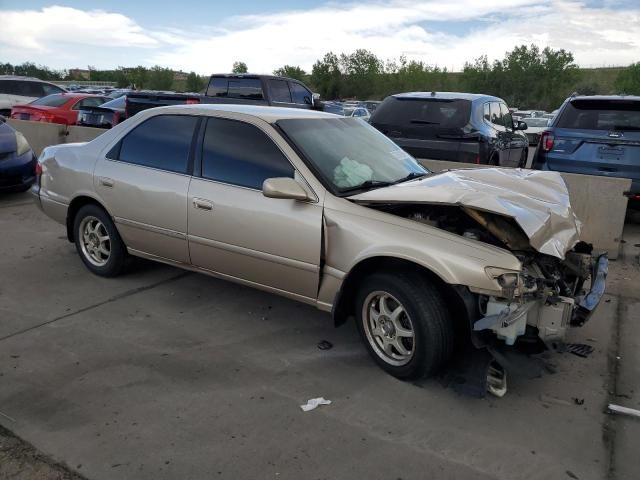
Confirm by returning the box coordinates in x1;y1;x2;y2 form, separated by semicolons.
369;92;529;167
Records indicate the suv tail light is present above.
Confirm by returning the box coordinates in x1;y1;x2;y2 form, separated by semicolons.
541;131;554;152
35;162;43;177
185;98;200;104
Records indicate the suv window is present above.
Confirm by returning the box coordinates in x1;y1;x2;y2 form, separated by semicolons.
289;82;311;105
228;79;263;100
269;79;292;103
490;102;505;127
17;81;45;97
201;117;294;189
557;99;640;131
0;80;19;95
115;115;198;174
500;103;513;129
370;97;471;139
207;78;228;97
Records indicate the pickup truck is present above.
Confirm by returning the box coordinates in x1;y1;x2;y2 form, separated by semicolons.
125;74;319;117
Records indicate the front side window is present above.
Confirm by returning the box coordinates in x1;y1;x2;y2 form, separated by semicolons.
483;103;491;122
201;117;294;189
290;82;311;105
500;103;514;129
115;115;198;174
490;102;504;127
269;80;292;103
42;84;64;96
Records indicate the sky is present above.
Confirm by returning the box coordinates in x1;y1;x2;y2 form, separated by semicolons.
1;0;639;74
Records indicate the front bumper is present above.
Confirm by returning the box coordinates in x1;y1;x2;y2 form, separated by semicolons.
474;254;608;346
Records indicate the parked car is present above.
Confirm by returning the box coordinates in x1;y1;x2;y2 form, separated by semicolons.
522;117;551;145
10;93;109;125
125;74;319;118
533;95;640;204
32;104;606;384
107;89;133;99
370;92;529;167
344;106;371;121
0;76;66;117
0;116;35;192
77;96;127;129
362;100;381;112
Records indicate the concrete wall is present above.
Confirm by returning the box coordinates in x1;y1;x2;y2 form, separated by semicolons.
7;119;105;156
418;159;631;259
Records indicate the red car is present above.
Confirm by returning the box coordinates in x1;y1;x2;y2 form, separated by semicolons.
10;93;109;125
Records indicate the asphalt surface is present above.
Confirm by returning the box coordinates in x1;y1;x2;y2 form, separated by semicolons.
0;191;638;480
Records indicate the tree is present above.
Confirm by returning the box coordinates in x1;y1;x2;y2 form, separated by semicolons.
273;65;306;82
232;61;248;74
310;52;343;99
339;49;382;99
147;66;174;90
615;62;640;95
186;71;205;92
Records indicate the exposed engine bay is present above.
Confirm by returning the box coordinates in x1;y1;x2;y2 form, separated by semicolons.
369;203;607;349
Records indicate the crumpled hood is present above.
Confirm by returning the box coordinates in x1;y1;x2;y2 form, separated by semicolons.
349;168;582;259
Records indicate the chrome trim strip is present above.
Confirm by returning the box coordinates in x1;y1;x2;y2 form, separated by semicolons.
188;234;320;273
115;217;186;240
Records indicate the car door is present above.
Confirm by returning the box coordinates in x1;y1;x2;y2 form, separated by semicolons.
500;102;525;166
187;115;323;300
94;114;200;264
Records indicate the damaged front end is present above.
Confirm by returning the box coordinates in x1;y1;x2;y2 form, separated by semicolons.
364;202;608;350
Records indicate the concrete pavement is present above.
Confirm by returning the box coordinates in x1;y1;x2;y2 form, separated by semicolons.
0;191;636;480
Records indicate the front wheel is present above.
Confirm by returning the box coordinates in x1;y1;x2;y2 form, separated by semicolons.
355;272;453;380
73;204;128;277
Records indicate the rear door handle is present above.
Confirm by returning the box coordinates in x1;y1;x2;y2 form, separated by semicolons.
98;177;114;187
193;198;213;211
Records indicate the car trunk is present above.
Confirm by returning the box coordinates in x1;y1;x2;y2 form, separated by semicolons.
10;105;57;122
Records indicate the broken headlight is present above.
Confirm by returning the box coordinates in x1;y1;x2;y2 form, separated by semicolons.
485;267;521;300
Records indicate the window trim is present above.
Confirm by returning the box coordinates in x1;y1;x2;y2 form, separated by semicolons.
104;114;201;176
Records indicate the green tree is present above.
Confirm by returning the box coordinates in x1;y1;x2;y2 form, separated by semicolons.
147;66;174;90
232;61;248;73
273;65;306;82
186;71;205;92
340;49;382;99
310;52;343;99
615;62;640;95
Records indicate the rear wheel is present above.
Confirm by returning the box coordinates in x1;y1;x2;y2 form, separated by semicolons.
73;204;128;277
355;272;453;380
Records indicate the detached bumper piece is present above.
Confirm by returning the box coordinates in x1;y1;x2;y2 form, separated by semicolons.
572;254;608;326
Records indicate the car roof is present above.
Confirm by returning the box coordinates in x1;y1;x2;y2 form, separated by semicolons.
209;73;307;84
569;94;640;102
0;75;62;86
151;104;337;122
390;91;504;103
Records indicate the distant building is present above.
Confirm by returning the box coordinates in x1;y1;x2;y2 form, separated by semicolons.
69;69;91;80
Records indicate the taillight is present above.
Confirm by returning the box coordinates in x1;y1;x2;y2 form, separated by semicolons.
541;131;554;152
35;162;43;176
185;98;200;104
112;111;120;126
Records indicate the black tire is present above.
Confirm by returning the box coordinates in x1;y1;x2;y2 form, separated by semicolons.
518;149;528;168
355;271;453;380
73;204;128;277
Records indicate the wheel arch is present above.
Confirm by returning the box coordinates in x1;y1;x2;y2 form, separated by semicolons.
66;195;111;242
331;256;477;336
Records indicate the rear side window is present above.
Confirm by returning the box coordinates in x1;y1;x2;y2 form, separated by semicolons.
269;79;292;103
0;80;19;95
227;79;263;100
207;78;228;97
201;117;294;189
557;100;640;131
290;82;311;105
115;115;198;174
371;97;471;139
31;94;70;107
17;82;45;97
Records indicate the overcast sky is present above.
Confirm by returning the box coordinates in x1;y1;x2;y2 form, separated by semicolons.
2;0;639;74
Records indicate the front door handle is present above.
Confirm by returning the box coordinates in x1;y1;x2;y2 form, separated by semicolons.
98;177;114;187
193;198;213;211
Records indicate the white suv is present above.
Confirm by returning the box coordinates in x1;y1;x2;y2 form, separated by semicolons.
0;76;66;116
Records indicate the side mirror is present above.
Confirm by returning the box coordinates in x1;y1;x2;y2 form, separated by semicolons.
262;177;310;201
516;120;528;131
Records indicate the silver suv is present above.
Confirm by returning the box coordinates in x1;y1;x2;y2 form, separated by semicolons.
0;76;66;116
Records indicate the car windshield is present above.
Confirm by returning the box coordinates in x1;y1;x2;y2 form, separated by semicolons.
277;117;429;194
30;94;70;107
525;118;549;127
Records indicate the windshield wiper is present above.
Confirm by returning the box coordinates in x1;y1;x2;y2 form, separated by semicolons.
338;179;394;194
410;119;439;125
392;172;430;184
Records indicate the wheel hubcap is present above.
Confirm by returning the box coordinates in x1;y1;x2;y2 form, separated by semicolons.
362;291;415;366
79;216;111;267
